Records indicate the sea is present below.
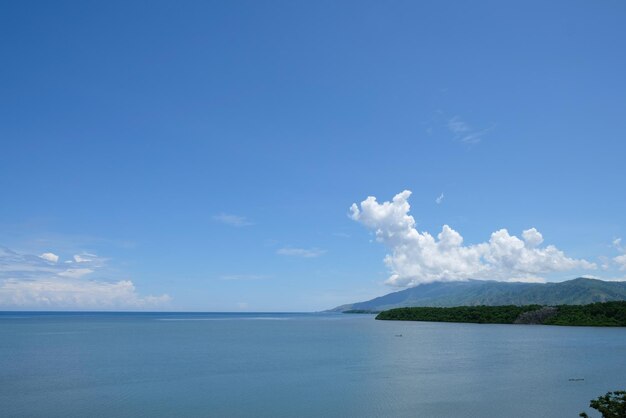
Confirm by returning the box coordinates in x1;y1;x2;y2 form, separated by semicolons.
1;312;625;417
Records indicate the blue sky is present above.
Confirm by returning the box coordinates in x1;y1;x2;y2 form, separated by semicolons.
1;0;625;311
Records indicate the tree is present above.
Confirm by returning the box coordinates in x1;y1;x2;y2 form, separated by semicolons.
580;391;626;418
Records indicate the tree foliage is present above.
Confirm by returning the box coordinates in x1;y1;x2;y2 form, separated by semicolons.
543;302;626;327
375;301;626;326
580;391;626;418
375;305;541;324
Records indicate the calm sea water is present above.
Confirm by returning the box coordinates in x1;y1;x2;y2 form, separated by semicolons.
1;312;625;418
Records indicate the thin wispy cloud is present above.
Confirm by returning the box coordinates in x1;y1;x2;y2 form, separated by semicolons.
448;116;471;134
73;253;98;263
70;252;107;267
599;255;611;270
277;247;326;258
613;238;623;251
213;213;253;227
436;193;444;205
58;268;94;278
220;274;270;281
448;116;494;144
613;237;626;270
615;257;626;270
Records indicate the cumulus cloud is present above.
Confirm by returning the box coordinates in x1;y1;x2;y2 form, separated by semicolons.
277;247;326;258
521;228;544;248
213;213;253;227
39;252;59;263
0;246;170;309
350;191;596;287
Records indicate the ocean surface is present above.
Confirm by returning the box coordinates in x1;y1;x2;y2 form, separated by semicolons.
1;312;625;417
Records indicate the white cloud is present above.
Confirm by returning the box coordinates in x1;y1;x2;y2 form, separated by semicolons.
521;228;544;248
613;237;626;270
448;116;493;144
599;255;611;270
0;247;170;309
39;252;59;263
350;190;596;287
0;278;171;309
435;193;444;205
219;274;269;281
615;254;626;271
73;253;98;263
580;274;626;282
448;116;470;134
613;238;623;250
277;247;326;258
213;213;253;227
58;268;94;278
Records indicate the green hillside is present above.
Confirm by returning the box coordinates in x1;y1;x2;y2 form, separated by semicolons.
331;278;626;312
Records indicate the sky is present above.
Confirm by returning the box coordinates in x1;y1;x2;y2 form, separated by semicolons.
1;0;625;311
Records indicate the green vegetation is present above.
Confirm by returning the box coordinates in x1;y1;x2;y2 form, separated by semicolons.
580;391;626;418
543;302;626;327
375;305;541;324
375;301;626;326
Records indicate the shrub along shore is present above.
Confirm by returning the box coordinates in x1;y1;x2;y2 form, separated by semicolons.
375;301;626;326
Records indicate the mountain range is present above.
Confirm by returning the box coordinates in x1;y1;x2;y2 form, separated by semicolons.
330;278;626;312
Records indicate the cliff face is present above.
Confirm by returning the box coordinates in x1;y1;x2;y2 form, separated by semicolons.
331;278;626;312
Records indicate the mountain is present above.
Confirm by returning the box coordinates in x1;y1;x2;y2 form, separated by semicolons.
330;278;626;312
